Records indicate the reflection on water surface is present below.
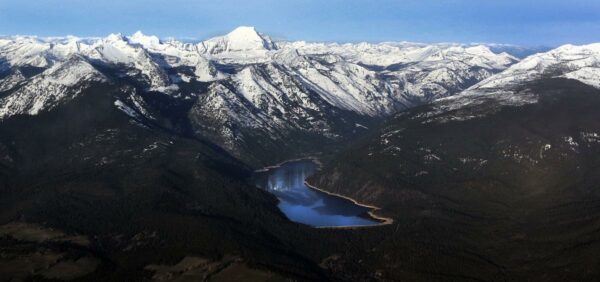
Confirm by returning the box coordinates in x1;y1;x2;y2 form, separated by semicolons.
254;160;381;227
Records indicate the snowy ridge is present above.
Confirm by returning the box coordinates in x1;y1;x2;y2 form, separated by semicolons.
0;55;106;119
0;26;520;122
2;27;598;162
87;33;171;89
472;43;600;89
407;44;600;126
127;31;225;82
280;41;517;68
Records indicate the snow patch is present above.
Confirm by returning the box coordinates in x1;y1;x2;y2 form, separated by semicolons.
114;99;139;118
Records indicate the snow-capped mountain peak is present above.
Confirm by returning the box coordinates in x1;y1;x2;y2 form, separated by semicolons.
104;33;127;43
201;26;277;54
128;31;161;49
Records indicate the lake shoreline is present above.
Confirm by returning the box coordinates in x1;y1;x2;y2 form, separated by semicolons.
253;156;323;173
303;181;394;229
255;157;393;229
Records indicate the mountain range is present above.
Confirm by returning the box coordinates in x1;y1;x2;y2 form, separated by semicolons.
1;26;599;281
1;26;521;165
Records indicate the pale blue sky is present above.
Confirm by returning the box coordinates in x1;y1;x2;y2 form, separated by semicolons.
0;0;598;46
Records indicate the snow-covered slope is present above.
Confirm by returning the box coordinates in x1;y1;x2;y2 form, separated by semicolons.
201;26;277;54
0;27;525;163
282;41;516;68
0;36;53;67
0;27;518;118
401;44;600;127
85;33;171;89
127;31;225;82
3;28;596;164
0;55;106;118
276;41;518;104
472;43;600;90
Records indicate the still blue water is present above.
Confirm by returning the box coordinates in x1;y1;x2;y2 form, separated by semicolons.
254;159;381;227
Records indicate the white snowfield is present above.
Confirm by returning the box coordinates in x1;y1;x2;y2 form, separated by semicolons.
471;43;600;89
0;26;598;125
0;56;106;118
412;43;600;124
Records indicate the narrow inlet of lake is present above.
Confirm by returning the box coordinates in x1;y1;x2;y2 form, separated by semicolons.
254;159;384;228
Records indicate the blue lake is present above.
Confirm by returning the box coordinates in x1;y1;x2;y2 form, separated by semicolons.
254;159;382;227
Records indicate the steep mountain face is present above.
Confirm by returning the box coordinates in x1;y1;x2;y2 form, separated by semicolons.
309;45;600;280
0;27;516;165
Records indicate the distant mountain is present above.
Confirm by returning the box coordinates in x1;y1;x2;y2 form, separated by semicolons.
0;27;517;165
200;26;278;54
487;44;551;59
473;43;600;89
